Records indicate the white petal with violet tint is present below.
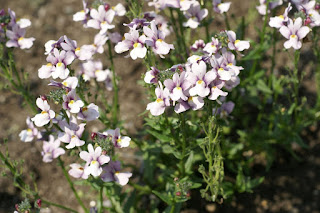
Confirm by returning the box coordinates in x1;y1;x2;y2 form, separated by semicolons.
115;172;132;186
130;44;147;60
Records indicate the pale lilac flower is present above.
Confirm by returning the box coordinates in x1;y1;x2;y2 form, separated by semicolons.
103;128;131;148
31;97;55;127
124;18;150;29
269;3;292;28
174;96;204;113
154;14;171;37
48;76;78;92
108;32;122;44
279;17;310;49
203;37;221;55
58;117;85;149
87;5;115;34
80;144;110;177
38;48;75;79
143;20;174;57
210;54;234;81
44;36;64;55
191;39;205;52
78;103;100;121
115;29;147;60
63;89;84;114
208;80;228;100
147;82;171;116
164;71;191;101
226;30;250;51
188;61;216;97
101;161;132;186
6;25;35;49
8;9;31;28
111;3;126;16
73;0;90;25
19;117;41;142
144;66;160;84
213;101;235;118
183;2;208;29
224;76;240;90
41;135;65;163
81;33;108;55
256;0;283;15
297;1;320;27
80;60;112;83
212;0;231;14
222;49;243;75
69;163;89;179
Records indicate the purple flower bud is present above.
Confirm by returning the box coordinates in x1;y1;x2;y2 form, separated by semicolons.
36;199;41;208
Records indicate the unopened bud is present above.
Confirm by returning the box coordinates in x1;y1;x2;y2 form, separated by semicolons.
102;150;107;155
316;4;320;10
174;177;179;182
0;23;5;27
104;4;110;11
41;95;47;101
36;199;41;208
15;204;19;211
305;17;312;25
176;191;181;196
91;132;97;140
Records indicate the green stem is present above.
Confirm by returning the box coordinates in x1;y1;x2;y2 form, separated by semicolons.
224;13;231;30
42;199;78;213
99;186;103;213
178;113;187;177
107;40;119;128
170;203;176;213
177;10;188;60
58;157;88;213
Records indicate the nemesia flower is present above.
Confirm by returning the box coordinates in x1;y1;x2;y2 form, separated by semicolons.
6;25;35;49
208;80;228;100
81;33;108;54
222;48;243;75
80;60;112;83
212;0;231;14
183;2;208;29
48;76;78;92
61;35;93;61
226;30;250;51
279;17;310;49
174;96;204;113
103;128;131;148
69;163;89;179
8;8;31;28
38;48;75;79
111;3;126;16
58;117;86;149
191;39;205;52
87;5;115;34
269;3;292;28
256;0;283;15
78;103;100;121
44;36;64;55
62;89;84;113
80;144;110;177
147;82;170;116
73;0;90;25
188;61;216;97
213;101;235;118
115;29;147;60
101;161;132;186
210;54;234;81
203;37;221;55
164;71;191;101
31;97;55;127
124;18;150;29
144;66;160;84
143;20;174;57
19;117;41;142
297;1;320;27
41;135;65;163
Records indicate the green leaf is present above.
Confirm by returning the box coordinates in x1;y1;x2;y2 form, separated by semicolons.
152;190;173;205
257;79;272;95
147;129;172;143
123;190;136;213
184;151;194;173
162;145;182;159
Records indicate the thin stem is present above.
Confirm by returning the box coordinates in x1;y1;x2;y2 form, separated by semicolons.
58;157;88;213
99;186;103;213
224;13;231;30
42;199;78;213
169;203;176;213
107;40;119;128
178;113;187;177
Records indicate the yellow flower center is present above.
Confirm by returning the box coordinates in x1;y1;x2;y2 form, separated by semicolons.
71;135;76;139
112;6;116;10
115;171;120;175
228;63;233;66
69;100;75;105
82;107;88;112
133;42;140;48
75;47;80;51
290;34;297;38
197;80;203;84
57;62;63;67
212;86;217;89
41;111;47;114
218;68;224;71
101;21;107;25
80;10;85;13
27;128;32;132
176;86;182;90
235;40;240;44
18;37;24;41
156;98;163;103
157;39;163;42
46;63;52;67
188;97;193;101
62;81;68;87
279;15;284;20
117;138;122;143
91;160;98;165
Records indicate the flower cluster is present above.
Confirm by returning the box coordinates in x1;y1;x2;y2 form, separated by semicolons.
0;9;35;49
268;2;319;49
146;30;249;116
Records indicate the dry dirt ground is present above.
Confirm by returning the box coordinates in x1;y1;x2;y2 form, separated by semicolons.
0;0;320;212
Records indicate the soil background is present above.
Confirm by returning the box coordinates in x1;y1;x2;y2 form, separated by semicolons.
0;0;320;212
